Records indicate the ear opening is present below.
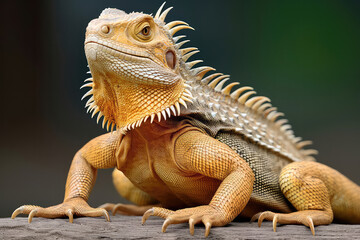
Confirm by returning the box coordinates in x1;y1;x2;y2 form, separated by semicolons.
166;50;176;69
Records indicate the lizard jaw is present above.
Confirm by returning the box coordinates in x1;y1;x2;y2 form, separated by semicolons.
80;72;193;134
121;84;193;133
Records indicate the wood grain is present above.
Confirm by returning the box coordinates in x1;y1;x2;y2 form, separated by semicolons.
1;215;360;239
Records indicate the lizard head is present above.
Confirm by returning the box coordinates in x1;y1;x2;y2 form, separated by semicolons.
83;4;193;132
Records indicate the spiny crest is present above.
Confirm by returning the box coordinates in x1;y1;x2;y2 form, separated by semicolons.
155;2;317;160
80;75;116;133
197;73;317;160
154;2;172;22
154;2;194;35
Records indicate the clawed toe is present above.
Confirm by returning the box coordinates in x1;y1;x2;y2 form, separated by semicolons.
11;206;24;219
141;205;225;237
142;208;154;224
306;216;315;235
97;203;120;216
66;209;74;223
112;203;128;215
98;203;115;212
204;222;212;237
188;215;202;236
251;210;319;235
258;211;276;228
99;202;155;216
250;211;275;228
100;209;110;222
12;199;110;223
249;212;261;222
161;218;172;232
28;209;38;223
11;205;43;223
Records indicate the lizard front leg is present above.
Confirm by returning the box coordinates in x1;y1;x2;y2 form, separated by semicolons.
143;130;255;237
12;132;120;223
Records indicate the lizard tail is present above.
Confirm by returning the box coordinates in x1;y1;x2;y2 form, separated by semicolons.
331;169;360;223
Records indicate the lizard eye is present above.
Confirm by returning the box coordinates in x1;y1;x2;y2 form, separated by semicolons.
141;26;151;36
135;21;154;41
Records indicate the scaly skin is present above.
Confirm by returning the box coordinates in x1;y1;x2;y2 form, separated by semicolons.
12;3;360;237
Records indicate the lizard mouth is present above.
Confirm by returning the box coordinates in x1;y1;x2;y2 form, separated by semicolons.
85;37;165;69
85;38;179;86
85;39;151;60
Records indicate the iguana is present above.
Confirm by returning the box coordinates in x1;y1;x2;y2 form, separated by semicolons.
12;3;360;237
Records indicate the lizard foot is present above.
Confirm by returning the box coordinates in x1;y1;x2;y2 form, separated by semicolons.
12;197;110;223
142;205;227;237
98;203;157;216
250;210;333;235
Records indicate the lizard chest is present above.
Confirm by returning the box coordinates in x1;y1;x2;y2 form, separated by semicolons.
116;132;178;205
116;127;221;207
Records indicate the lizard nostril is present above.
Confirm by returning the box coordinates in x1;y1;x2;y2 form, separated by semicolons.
101;25;111;34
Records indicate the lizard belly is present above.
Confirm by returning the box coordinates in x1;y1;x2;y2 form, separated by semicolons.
118;138;221;209
118;144;187;209
121;162;184;209
121;156;221;209
116;122;222;209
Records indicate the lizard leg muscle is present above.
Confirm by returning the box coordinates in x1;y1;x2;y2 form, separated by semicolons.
252;161;360;235
99;169;159;216
143;130;254;237
12;132;120;222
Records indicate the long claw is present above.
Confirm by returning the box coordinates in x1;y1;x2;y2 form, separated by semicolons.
204;222;211;237
162;218;172;233
257;211;274;228
250;212;261;222
307;216;315;236
189;218;195;235
66;209;74;223
273;215;278;232
102;209;110;222
98;203;114;212
11;207;23;219
142;208;154;225
112;204;123;216
28;209;37;223
258;213;265;227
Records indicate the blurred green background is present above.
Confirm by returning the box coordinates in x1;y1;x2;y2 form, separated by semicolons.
0;0;359;218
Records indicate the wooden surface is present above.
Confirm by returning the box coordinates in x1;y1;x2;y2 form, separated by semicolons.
1;215;360;239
